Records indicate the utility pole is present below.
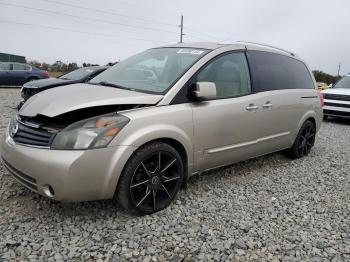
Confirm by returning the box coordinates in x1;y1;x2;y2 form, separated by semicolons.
337;62;341;77
179;15;184;43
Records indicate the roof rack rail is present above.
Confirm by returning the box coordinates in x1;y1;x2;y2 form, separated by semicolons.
236;41;297;57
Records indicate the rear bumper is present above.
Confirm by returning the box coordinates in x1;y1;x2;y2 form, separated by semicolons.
1;130;136;202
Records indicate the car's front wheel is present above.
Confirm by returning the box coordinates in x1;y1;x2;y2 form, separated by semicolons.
117;142;184;215
287;120;316;159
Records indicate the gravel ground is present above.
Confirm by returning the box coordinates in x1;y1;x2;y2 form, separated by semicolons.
0;88;349;262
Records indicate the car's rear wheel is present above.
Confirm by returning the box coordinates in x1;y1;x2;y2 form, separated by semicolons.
287;120;316;159
26;77;38;83
117;142;184;215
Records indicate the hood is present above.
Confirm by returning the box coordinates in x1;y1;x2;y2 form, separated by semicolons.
23;78;76;88
322;88;350;95
19;83;163;117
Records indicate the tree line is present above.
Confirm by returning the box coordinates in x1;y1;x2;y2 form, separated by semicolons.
312;70;342;85
27;60;117;73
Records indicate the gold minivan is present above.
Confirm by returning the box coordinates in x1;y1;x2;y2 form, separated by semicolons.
1;42;323;214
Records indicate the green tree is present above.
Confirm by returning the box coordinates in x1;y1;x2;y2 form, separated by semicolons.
313;70;341;85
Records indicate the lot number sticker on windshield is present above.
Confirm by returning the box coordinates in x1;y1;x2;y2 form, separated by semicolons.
177;49;205;55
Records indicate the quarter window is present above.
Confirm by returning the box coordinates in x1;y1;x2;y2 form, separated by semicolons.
13;64;30;71
195;52;251;99
247;51;314;92
0;63;11;71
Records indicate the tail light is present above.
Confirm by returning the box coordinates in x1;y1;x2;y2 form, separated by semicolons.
317;90;324;107
44;71;49;77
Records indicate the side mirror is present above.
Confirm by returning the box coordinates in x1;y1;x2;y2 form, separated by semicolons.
193;82;216;100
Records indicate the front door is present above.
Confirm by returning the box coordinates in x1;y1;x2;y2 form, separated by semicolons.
0;63;11;85
191;52;260;171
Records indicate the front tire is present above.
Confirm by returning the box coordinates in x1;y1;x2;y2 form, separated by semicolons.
287;120;316;159
117;142;184;215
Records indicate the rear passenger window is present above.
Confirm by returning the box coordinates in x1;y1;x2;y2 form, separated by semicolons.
196;52;251;99
13;64;27;71
247;51;314;92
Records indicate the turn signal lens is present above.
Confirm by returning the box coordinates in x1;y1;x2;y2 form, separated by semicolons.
104;127;120;137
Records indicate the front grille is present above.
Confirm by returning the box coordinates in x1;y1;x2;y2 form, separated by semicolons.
324;109;350;118
2;157;38;191
324;102;350;108
324;93;350;101
11;119;55;148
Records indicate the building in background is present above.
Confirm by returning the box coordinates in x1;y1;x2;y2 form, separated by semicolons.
0;53;26;63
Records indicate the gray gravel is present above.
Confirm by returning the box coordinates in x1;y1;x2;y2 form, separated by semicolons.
0;88;350;261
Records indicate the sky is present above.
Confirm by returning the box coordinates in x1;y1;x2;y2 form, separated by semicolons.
0;0;349;75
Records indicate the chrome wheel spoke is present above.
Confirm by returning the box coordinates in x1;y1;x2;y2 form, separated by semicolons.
307;134;314;140
161;158;176;173
163;176;180;183
158;152;161;172
152;189;157;211
130;179;149;188
162;184;172;199
136;188;151;207
141;162;151;177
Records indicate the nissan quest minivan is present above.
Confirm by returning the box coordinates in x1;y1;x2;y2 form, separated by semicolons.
1;42;323;214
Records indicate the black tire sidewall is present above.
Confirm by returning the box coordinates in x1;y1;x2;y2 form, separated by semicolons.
117;142;184;215
290;120;316;158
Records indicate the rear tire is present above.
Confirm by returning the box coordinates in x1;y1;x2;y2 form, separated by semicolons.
287;120;316;159
116;142;184;215
26;77;38;83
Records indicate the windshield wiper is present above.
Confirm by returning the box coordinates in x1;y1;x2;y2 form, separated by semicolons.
94;81;131;90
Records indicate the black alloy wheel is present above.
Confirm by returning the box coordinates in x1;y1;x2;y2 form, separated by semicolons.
117;142;184;214
287;120;316;159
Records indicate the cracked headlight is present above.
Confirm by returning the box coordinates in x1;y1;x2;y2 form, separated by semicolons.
51;113;129;150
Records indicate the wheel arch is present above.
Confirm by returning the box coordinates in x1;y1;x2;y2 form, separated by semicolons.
296;111;317;133
26;76;38;82
143;137;189;187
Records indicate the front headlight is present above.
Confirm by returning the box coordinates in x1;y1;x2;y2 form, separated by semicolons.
51;113;129;150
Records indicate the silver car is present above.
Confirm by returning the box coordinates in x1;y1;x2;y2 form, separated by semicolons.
1;42;323;214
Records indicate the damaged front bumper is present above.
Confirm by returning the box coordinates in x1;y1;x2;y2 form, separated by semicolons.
1;130;136;202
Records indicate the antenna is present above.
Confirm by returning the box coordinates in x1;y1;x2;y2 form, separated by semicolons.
179;15;184;43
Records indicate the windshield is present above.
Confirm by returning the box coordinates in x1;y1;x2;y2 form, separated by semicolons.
333;76;350;89
89;47;209;94
60;68;96;80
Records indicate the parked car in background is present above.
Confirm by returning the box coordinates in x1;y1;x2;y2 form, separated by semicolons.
18;66;108;109
323;74;350;119
317;82;329;91
1;42;323;215
0;62;49;86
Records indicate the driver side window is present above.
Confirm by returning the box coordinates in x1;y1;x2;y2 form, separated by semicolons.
196;52;251;99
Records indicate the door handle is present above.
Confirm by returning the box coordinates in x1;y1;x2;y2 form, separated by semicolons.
262;102;273;108
246;104;259;111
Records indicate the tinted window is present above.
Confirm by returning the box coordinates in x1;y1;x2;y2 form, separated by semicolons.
0;63;11;71
195;52;251;99
13;64;30;71
247;51;314;92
